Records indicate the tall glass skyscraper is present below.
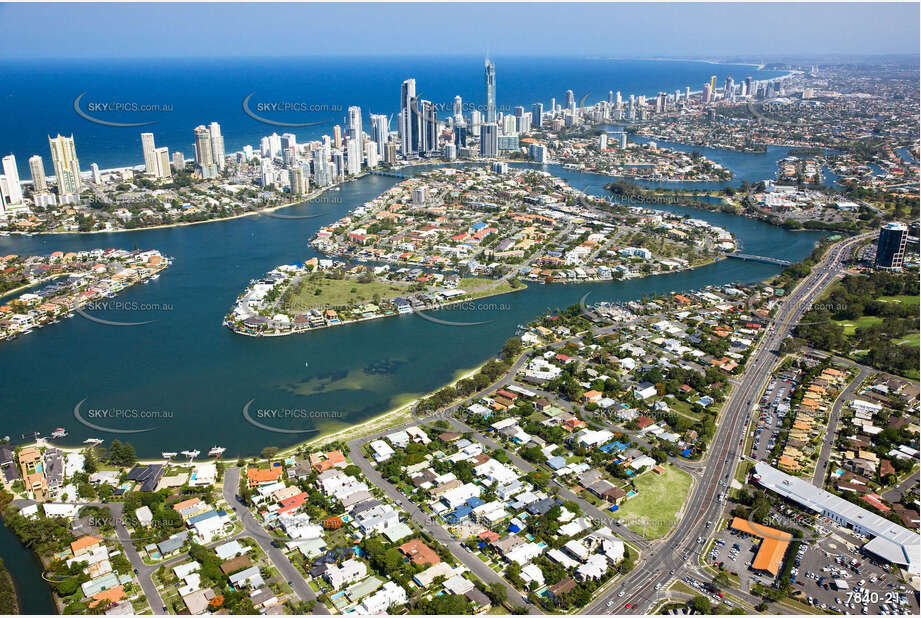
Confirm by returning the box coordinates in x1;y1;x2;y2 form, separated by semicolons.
484;58;496;123
875;222;908;271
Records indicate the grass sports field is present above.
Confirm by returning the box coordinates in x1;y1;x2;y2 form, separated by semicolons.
610;463;692;539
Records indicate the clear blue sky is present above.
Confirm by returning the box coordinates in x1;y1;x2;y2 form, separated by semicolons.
0;2;917;59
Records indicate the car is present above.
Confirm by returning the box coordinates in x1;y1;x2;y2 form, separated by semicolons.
619;591;625;598
133;568;138;574
607;601;614;607
625;603;632;609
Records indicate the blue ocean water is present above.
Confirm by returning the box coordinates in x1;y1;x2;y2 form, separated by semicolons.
0;56;787;174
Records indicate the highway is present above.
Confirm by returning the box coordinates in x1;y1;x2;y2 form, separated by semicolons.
586;232;873;614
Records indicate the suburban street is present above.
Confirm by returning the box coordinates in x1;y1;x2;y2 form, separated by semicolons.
347;432;543;614
221;467;329;614
584;232;874;614
812;365;873;487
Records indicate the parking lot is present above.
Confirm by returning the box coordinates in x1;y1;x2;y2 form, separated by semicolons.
751;377;795;462
791;530;918;615
706;527;760;592
704;508;919;615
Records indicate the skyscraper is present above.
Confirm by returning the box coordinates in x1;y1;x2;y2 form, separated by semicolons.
1;155;23;204
400;78;420;157
480;122;498;158
141;132;158;175
48;134;82;198
369;114;389;161
333;125;342;149
875;222;908;270
346;138;362;175
421;100;438;154
453;121;467;148
347;106;362;144
29;155;46;192
209;122;225;170
155;147;171;178
453;95;463;120
710;75;717;94
484;58;496;123
194;125;214;167
531;102;543;129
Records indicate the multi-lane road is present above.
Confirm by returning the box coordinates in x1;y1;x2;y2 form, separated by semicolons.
586;232;873;614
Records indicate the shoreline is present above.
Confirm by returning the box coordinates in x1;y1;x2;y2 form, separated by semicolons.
226;279;526;337
21;179;351;237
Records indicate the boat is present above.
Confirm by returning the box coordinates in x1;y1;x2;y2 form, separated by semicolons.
150;274;159;281
83;438;104;445
208;446;226;457
180;449;200;460
161;451;177;459
50;428;68;438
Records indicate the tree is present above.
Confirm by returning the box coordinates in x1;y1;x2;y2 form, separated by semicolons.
260;446;279;460
488;582;508;605
691;596;712;614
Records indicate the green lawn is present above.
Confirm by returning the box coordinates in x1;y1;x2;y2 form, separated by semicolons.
668;398;704;421
835;315;883;336
609;464;692;539
283;275;511;312
878;295;920;307
284;276;409;311
895;333;920;347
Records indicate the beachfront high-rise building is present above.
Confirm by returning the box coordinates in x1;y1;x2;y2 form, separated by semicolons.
346;137;362;175
172;151;185;171
141;132;158;175
745;76;754;97
280;133;297;155
369;114;389;161
90;162;101;184
484;58;496;123
209;122;225;170
48;134;82;198
453;95;463;120
703;83;713;104
421;100;438;154
194;125;213;166
332;124;342;149
289;165;308;195
365;141;379;168
29;155;46;192
453;121;467;148
710;75;717;95
724;76;734;98
400;78;419;157
532;102;543;129
193;125;216;178
347;106;362;144
155;147;171;178
1;155;23;205
479;122;498;158
875;222;908;271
